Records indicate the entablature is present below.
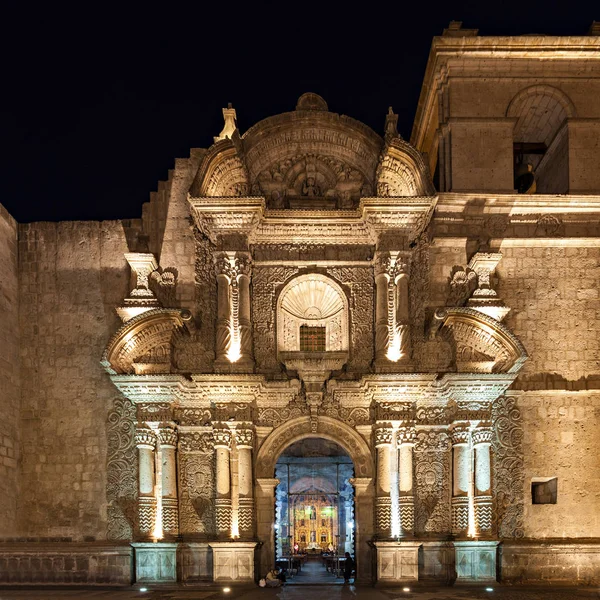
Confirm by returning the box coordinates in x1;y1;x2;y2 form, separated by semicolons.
188;195;437;246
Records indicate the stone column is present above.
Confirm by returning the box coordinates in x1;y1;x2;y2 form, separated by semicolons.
473;425;493;536
394;271;411;360
236;253;253;366
135;427;156;538
375;427;394;537
235;427;254;538
450;424;471;535
374;253;391;363
158;425;179;538
214;427;232;538
214;253;232;365
397;425;416;535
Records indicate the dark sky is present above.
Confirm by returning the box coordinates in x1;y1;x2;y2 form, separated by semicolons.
1;1;596;223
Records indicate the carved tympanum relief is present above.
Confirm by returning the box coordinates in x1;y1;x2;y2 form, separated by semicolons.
277;274;348;354
255;153;368;209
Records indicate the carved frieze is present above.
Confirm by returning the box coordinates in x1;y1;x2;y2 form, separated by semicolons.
179;431;214;453
252;266;298;372
106;398;137;541
327;266;374;371
492;395;525;539
178;452;216;536
414;431;451;534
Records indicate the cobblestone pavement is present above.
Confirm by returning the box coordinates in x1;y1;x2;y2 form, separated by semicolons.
0;586;598;600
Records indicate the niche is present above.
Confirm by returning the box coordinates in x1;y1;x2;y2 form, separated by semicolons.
531;477;558;504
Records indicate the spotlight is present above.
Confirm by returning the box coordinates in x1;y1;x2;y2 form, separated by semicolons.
223;587;231;593
403;587;411;592
485;588;494;592
139;588;148;593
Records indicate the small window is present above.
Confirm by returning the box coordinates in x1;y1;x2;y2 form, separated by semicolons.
531;477;557;504
300;326;326;352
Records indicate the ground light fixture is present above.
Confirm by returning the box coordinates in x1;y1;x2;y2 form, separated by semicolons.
403;587;410;592
223;587;231;593
486;588;494;592
139;588;148;593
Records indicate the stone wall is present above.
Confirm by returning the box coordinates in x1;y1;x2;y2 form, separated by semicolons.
0;543;132;585
18;221;130;540
497;243;600;385
0;204;20;535
519;391;600;539
501;541;600;584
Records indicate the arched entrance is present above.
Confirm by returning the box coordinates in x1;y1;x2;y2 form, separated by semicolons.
255;416;375;584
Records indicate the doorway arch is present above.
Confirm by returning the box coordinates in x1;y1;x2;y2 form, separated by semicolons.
254;416;375;584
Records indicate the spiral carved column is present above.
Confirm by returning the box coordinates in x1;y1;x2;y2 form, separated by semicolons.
235;428;254;538
397;425;416;534
450;424;471;535
135;427;156;539
375;427;394;537
214;427;232;538
158;425;179;538
473;425;493;535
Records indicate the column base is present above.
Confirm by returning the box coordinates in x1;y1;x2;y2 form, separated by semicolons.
209;541;257;583
374;541;421;584
132;542;178;583
454;540;498;583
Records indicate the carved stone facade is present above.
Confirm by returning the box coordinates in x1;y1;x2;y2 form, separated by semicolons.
2;29;600;587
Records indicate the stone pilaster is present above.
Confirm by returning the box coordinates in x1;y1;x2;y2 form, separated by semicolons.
214;251;254;370
473;425;493;535
235;428;254;538
135;427;156;539
373;251;411;369
397;425;416;534
375;426;394;537
214;427;232;538
158;425;179;538
450;424;471;535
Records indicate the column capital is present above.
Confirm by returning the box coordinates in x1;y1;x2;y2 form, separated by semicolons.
135;427;156;449
374;426;394;447
397;425;417;445
449;423;471;445
157;425;178;448
234;428;254;449
373;250;410;278
472;425;493;446
214;251;252;279
213;427;232;449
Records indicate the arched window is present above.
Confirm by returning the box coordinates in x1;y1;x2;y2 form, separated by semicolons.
507;85;576;194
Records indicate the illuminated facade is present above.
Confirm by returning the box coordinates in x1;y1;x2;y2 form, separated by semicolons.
0;24;600;587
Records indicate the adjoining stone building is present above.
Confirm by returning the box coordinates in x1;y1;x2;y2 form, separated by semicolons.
1;24;600;586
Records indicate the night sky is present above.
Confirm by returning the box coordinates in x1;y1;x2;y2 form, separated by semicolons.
1;2;596;223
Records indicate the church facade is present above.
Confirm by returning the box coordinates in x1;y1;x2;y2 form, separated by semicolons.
1;25;600;586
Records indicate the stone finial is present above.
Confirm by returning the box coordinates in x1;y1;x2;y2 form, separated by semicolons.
384;106;400;142
116;252;160;322
589;21;600;35
467;252;510;321
214;103;237;143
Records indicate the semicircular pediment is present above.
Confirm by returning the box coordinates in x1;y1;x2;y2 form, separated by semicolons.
437;307;528;374
102;308;191;375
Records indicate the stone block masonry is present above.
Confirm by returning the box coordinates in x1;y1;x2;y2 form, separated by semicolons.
0;204;20;536
17;221;131;540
